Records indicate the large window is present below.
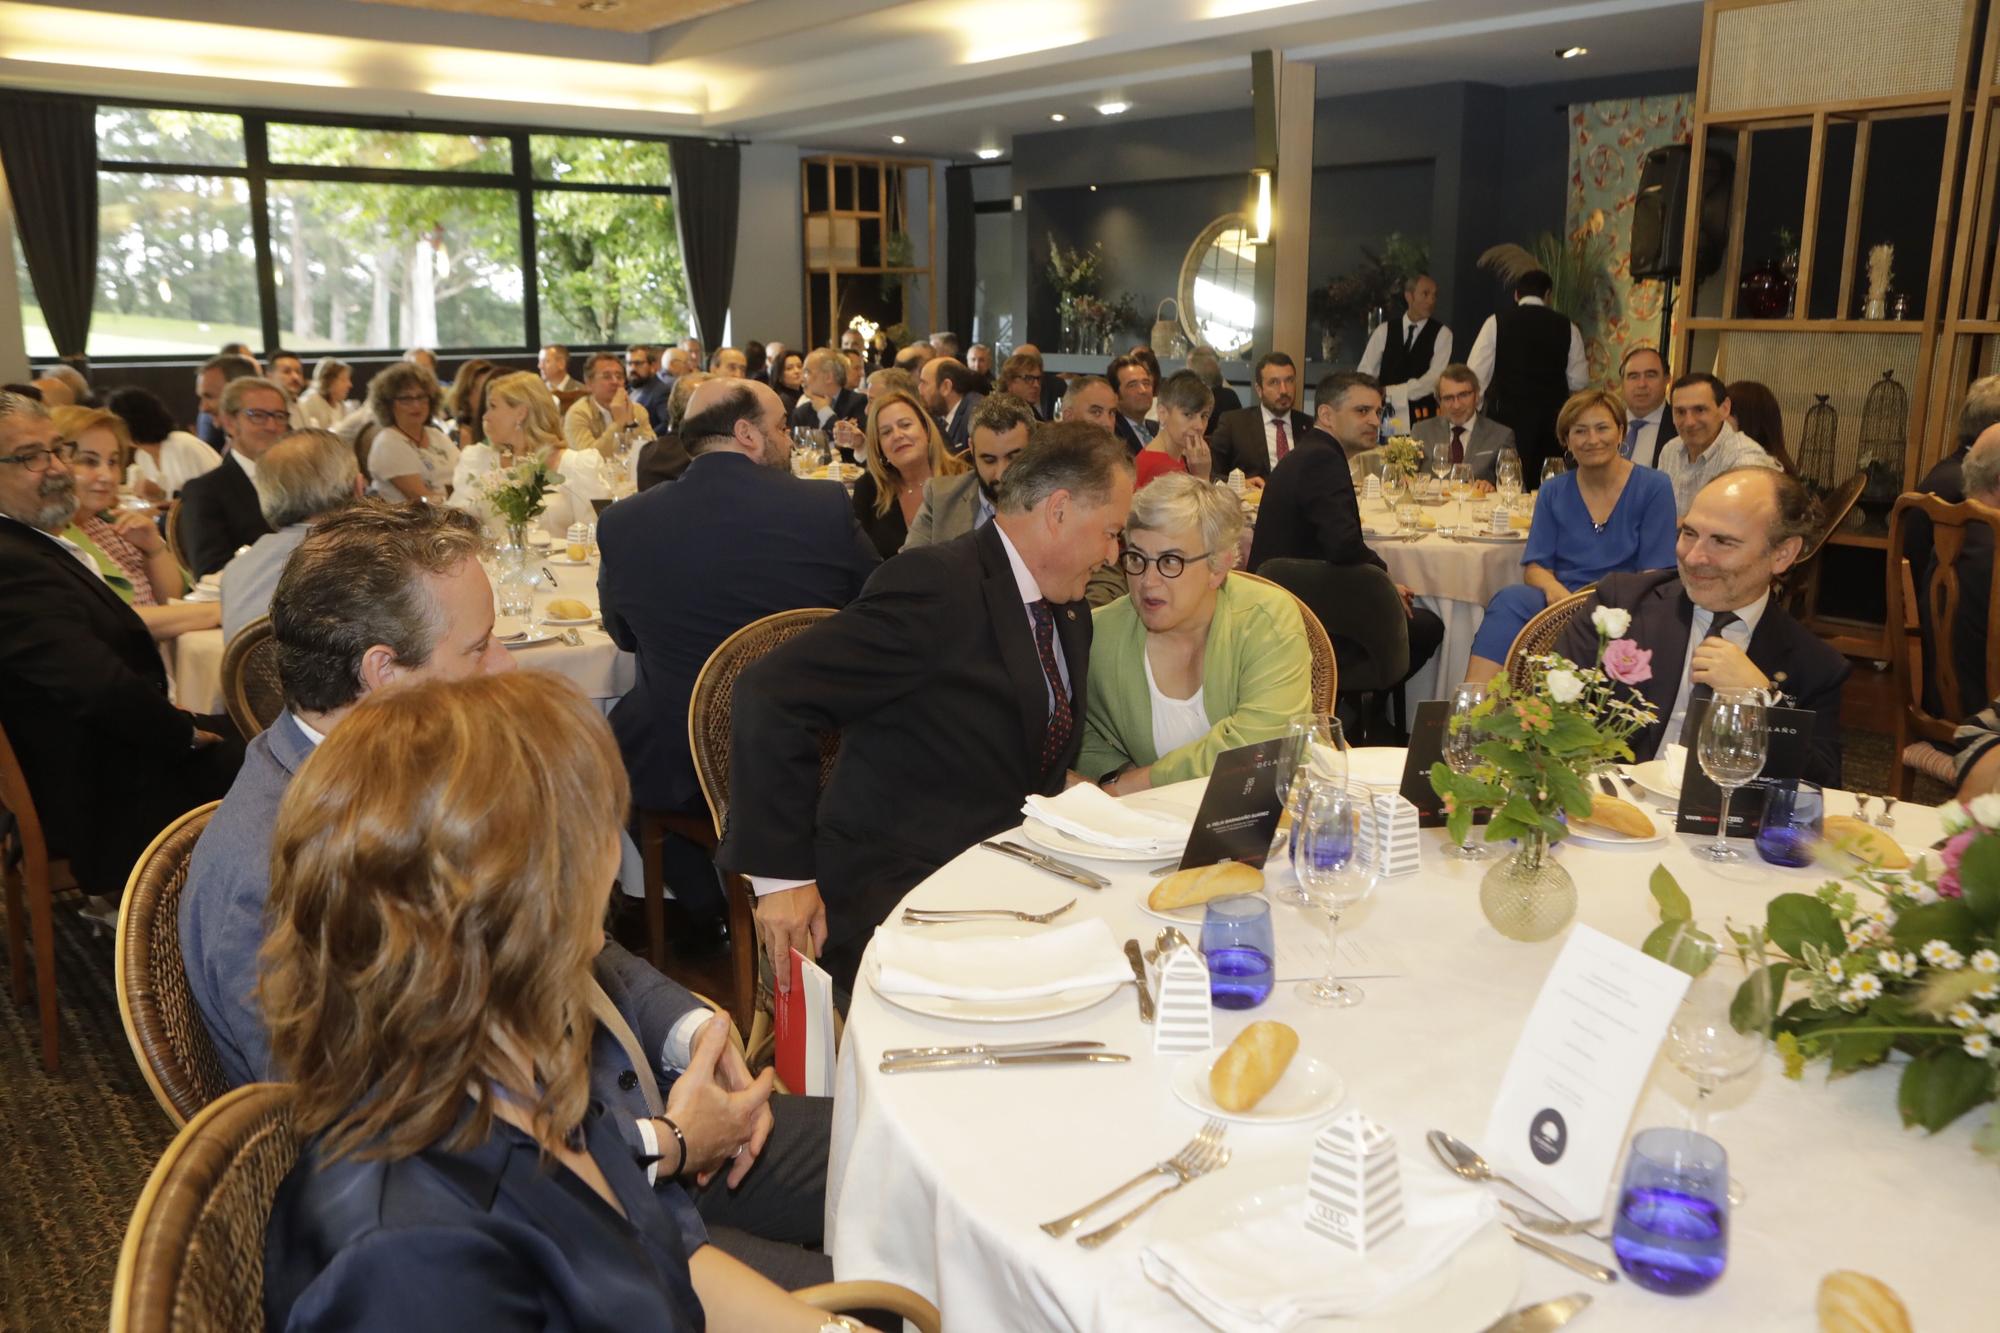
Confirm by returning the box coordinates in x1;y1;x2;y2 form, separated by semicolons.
15;103;686;361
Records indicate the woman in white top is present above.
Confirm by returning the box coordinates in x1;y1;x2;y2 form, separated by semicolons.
364;360;459;504
106;386;221;502
295;357;351;431
455;370;606;536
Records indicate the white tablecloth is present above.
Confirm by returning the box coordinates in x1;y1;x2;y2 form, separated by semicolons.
1364;505;1526;708
827;778;1985;1331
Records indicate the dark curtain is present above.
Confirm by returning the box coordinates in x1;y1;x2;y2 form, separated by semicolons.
0;94;97;360
667;137;740;357
944;166;975;344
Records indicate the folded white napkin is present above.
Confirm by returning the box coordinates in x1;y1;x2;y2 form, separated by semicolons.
871;919;1132;1001
1022;786;1191;853
1139;1165;1497;1333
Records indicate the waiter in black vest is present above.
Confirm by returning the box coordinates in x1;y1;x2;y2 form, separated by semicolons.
1466;270;1588;485
1357;273;1451;427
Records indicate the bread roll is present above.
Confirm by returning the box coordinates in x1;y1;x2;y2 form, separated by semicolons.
1209;1021;1299;1112
1817;1271;1911;1333
546;597;593;621
1822;816;1910;870
1148;860;1264;912
1574;793;1654;839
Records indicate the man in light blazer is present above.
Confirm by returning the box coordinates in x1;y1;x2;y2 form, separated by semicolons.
902;392;1035;550
1412;363;1516;483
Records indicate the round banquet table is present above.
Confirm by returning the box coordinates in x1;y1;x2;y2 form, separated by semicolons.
1362;499;1527;712
169;552;634;715
826;776;1986;1331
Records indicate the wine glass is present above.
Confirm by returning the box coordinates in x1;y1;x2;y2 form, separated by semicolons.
1427;438;1454;495
1495;452;1523;509
1664;943;1771;1202
1443;684;1490;860
1696;688;1768;862
1378;458;1404;507
1273;714;1348;905
1539;456;1567;490
1447;463;1475;529
1293;779;1379;1007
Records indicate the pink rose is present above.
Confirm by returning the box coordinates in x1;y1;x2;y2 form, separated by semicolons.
1601;638;1653;686
1938;829;1975;899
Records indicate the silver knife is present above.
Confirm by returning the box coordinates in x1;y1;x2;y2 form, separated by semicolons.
1480;1293;1591;1333
880;1040;1105;1062
1504;1226;1617;1284
979;840;1109;890
878;1052;1130;1073
1123;939;1155;1023
999;841;1113;887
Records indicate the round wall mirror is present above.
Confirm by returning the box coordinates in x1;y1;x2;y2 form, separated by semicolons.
1177;214;1258;358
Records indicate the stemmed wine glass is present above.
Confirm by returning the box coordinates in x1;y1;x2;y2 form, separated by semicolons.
1664;941;1772;1202
1443;684;1490;860
1447;463;1475;531
1293;779;1380;1008
1427;438;1454;501
1272;714;1349;906
1495;453;1523;511
1697;688;1768;862
1539;456;1567;490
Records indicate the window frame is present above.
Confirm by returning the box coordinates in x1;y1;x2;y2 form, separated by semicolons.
61;95;680;364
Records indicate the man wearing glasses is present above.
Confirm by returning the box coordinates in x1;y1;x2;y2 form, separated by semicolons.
177;376;291;576
0;391;243;924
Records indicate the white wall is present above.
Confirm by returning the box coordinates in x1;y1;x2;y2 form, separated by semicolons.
727;141;804;347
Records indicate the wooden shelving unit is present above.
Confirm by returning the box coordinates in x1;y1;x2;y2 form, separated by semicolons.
799;155;937;348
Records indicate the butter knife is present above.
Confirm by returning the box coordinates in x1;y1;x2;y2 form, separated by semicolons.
1504;1225;1618;1283
1479;1293;1591;1333
1123;939;1155;1023
979;840;1109;890
880;1040;1105;1062
878;1052;1130;1073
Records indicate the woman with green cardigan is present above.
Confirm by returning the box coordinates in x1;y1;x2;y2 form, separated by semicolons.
1081;473;1313;793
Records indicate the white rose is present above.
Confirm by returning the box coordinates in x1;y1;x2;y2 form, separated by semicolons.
1970;793;2000;829
1939;801;1972;835
1591;606;1631;639
1545;669;1584;704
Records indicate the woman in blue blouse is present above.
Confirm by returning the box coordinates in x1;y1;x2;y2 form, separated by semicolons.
1465;389;1677;683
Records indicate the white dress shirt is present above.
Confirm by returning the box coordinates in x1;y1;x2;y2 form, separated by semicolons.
1357;316;1454;405
1466;296;1590;403
126;430;221;499
1656;590;1769;760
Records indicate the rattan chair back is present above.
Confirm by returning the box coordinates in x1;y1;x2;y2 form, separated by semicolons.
220;617;286;741
689;608;840;839
1503;588;1597;694
117;802;229;1127
1233;570;1338;711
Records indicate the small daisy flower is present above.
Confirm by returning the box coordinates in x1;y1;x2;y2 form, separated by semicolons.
1976;981;1999;1001
1850;973;1884;1001
1826;958;1846;983
1950;1002;1980;1028
1964;1032;1992;1059
1876;949;1903;975
1837;986;1862;1008
1984;1013;2000;1037
1972;949;2000;975
1921;940;1965;970
1846;929;1872;950
1903;951;1921;975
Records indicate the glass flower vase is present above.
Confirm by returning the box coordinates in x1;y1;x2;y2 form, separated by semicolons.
1478;827;1576;942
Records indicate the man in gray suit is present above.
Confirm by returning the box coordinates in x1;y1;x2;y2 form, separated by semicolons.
1412;363;1516;484
217;427;359;643
901;392;1036;550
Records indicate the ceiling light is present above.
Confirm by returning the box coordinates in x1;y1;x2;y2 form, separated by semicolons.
976;148;1003;160
1089;185;1098;192
1095;100;1130;116
890;134;907;144
1050;113;1066;123
1558;45;1588;59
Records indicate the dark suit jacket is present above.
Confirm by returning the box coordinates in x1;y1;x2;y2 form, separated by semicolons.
0;517;238;890
1557;569;1850;788
628;374;672;435
634;431;692;491
717;522;1092;987
940;392;983;454
1113;414;1149;457
177;453;272;576
1209;404;1314;481
789;389;867;440
850;471;910;561
1203;384;1243;436
1245;429;1386;575
599;452;878;813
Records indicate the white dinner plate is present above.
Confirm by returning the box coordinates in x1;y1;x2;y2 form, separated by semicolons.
539;614;597;627
860;951;1122;1024
1627;758;1683;801
1171;1048;1347;1125
1461;530;1527;543
1018;817;1186;863
1347;747;1410;790
499;632;558;649
1563;806;1670;846
1148;1164;1521;1333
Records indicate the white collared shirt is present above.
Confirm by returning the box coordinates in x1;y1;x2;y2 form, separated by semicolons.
1656;589;1770;759
3;514;107;582
231;450;258;483
1465;296;1590;403
1357;315;1454;404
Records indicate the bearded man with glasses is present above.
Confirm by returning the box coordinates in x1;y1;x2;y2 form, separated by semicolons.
178;375;292;575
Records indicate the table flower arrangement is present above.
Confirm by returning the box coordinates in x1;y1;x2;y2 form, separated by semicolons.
1380;435;1424;485
481;458;555;549
1430;606;1658;940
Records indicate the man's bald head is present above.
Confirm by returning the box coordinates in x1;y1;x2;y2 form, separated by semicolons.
680;378;788;467
1676;466;1819;613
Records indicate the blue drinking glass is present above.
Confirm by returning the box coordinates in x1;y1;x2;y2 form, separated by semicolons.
1755;780;1823;867
1201;893;1275;1009
1612;1127;1730;1295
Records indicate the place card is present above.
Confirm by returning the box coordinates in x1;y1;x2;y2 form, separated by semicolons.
1177;737;1289;869
1359;792;1421;878
1399;701;1490;830
1482;924;1692;1219
1672;699;1814;838
1308;1111;1404;1253
1153;946;1214;1055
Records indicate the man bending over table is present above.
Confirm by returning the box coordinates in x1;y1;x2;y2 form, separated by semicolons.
1556;466;1849;789
721;422;1136;991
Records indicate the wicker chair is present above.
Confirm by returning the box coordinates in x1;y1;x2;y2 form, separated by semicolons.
117;802;229;1127
220;617;286;741
162;499;188;576
1233;570;1338;711
110;1082;940;1333
1502;588;1598;694
1886;494;2000;797
0;715;66;1070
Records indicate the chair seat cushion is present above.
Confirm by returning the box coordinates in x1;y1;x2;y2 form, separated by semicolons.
1901;741;1958;785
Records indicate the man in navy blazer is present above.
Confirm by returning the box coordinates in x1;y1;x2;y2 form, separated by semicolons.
919;355;983;454
176;375;288;575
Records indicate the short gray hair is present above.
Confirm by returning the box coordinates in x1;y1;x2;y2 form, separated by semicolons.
995;421;1134;514
1964;428;2000;501
1126;472;1243;571
255;429;360;528
1061;375;1116;410
220;375;286;416
0;390;51;429
803;347;845;385
1960;374;2000;449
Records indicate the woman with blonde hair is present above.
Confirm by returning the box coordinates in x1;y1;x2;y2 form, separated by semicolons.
260;672;873;1331
453;370;607;535
1080;473;1311;792
850;387;966;559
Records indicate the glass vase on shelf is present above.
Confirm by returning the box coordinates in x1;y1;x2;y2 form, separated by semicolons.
1478;825;1577;942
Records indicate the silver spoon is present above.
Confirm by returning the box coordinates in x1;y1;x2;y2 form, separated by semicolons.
1145;926;1195;966
1426;1130;1584;1227
1501;1200;1613;1245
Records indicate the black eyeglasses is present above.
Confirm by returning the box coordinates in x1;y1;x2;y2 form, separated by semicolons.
238;408;292;427
1119;547;1212;578
0;441;77;473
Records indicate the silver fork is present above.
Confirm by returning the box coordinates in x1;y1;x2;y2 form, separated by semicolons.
902;901;1076;925
1075;1127;1230;1248
1501;1201;1613;1245
1040;1119;1226;1239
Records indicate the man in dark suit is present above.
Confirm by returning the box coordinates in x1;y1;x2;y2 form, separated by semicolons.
720;422;1136;990
1557;467;1849;788
919;356;983;454
1467;271;1588;483
1106;353;1155;455
1619;346;1678;466
1210;352;1314;483
0;393;242;916
1247;371;1444;686
178;375;289;575
996;353;1048;421
601;379;879;922
790;347;867;458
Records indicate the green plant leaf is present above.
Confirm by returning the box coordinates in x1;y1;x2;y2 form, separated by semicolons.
1896;1048;1994;1133
1642;920;1716;976
1955;834;2000;929
1649;865;1692;924
1888;900;1978;954
1729;963;1788;1034
1767;893;1844;958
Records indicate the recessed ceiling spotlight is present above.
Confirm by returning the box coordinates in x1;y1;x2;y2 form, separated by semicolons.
976;148;1003;160
1050;112;1067;122
1095;100;1130;116
890;134;907;144
1089;184;1098;191
1557;45;1588;59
